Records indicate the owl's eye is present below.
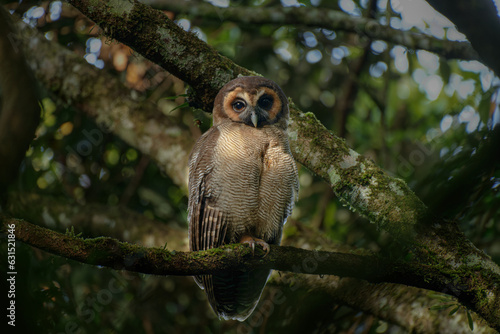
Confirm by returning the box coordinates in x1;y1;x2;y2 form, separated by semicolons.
232;100;246;112
258;95;273;110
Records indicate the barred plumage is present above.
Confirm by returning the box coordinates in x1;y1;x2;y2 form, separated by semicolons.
188;77;299;321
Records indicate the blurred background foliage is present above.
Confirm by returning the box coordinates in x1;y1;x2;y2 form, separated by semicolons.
1;0;500;333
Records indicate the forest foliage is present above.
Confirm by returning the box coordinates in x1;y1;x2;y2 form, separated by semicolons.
1;0;500;333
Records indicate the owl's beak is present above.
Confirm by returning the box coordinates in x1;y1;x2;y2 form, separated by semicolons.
242;107;268;128
251;111;258;127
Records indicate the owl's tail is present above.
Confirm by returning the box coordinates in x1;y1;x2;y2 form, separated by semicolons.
195;268;271;321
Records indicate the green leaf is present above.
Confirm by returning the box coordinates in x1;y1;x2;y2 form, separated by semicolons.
170;102;190;113
429;303;455;310
467;310;474;331
428;293;453;302
448;305;460;316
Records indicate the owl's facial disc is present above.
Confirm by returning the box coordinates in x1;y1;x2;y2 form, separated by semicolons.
223;86;283;127
214;77;288;128
229;92;275;127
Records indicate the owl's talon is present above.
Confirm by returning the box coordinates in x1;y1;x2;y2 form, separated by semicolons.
261;243;270;256
240;235;270;257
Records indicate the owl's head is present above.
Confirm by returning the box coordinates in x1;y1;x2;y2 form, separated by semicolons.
213;76;289;129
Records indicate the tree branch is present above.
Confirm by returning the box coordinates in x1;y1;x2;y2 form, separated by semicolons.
2;215;499;331
271;274;495;333
1;216;386;278
3;196;495;332
425;0;500;76
0;6;40;193
4;190;496;331
144;0;479;63
5;191;188;250
3;194;493;331
10;10;192;189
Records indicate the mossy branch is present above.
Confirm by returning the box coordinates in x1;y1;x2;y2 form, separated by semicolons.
0;216;483;291
2;215;500;331
2;216;385;278
1;191;495;331
144;0;479;63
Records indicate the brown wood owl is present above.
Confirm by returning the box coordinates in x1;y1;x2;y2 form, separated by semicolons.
188;76;299;321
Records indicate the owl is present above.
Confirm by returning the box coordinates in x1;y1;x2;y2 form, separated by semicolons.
188;76;299;321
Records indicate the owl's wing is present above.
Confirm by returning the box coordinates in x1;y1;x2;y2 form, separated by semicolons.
188;127;233;304
188;126;229;253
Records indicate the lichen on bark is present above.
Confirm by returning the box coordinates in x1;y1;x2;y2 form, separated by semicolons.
288;106;426;238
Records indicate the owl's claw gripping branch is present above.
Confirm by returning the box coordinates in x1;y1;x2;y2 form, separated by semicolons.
240;235;270;256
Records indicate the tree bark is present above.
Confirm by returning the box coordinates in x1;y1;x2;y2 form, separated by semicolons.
10;12;192;189
1;216;497;332
1;216;387;278
0;6;40;193
270;275;494;333
144;0;479;63
425;0;500;76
